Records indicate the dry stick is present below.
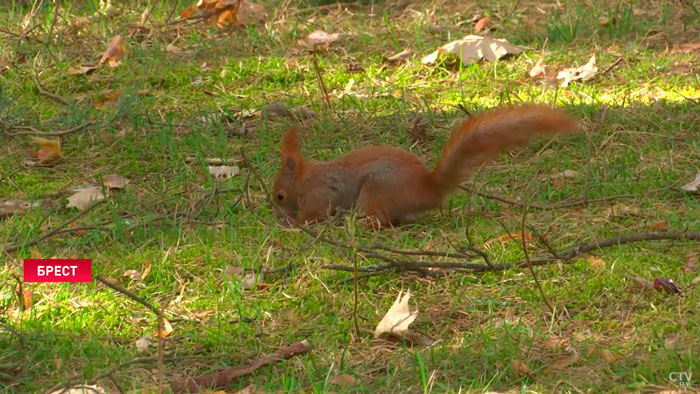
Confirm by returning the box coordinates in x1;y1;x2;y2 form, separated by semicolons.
171;340;312;393
5;119;95;136
33;71;71;106
95;275;163;318
520;202;554;314
459;186;635;209
310;48;331;109
601;57;624;75
4;199;107;254
47;0;60;42
350;226;361;340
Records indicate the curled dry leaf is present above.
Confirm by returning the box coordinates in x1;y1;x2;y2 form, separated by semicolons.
681;173;700;192
510;359;533;377
102;174;129;190
208;165;240;179
329;374;357;387
67;65;99;75
122;261;151;281
606;203;641;219
422;35;523;66
31;137;63;163
158;317;174;338
374;290;417;338
653;278;683;296
387;49;414;63
66;186;105;211
588;256;606;270
542;337;569;349
99;35;127;67
671;43;700;54
646;220;669;231
0;200;43;217
547;352;580;371
529;58;546;77
557;55;598;87
307;30;340;46
473;17;491;33
135;336;151;353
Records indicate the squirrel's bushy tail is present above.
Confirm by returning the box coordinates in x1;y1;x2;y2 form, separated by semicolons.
430;105;578;194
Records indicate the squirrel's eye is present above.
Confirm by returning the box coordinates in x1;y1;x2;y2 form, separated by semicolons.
277;191;285;201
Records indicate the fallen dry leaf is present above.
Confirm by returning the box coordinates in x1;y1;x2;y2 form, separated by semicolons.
510;359;533;377
329;374;357;387
48;384;108;394
67;65;98;75
653;278;683;296
208;165;240;179
557;55;598;87
600;349;622;363
683;255;697;273
93;90;121;106
158;317;174;338
122;261;151;281
542;337;569;349
234;385;265;394
135;336;151;353
307;30;340;46
606;203;641;219
630;275;655;290
529;58;546;77
408;117;428;144
31;137;63;163
102;174;129;190
66;186;105;211
681;173;700;192
422;35;523;66
236;0;265;25
387;49;414;63
646;220;669;231
671;43;700;54
0;200;43;216
547;353;579;371
374;290;417;338
588;256;606;270
99;35;127;67
473;17;491;33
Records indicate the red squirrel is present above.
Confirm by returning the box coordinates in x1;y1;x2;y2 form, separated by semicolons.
273;104;577;227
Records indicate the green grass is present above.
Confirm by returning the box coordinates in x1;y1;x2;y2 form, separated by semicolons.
1;0;699;392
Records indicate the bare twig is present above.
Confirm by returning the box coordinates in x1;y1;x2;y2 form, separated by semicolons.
4;120;95;136
33;71;71;105
4;199;107;254
520;203;554;314
601;57;624;75
310;48;331;109
461;186;636;209
95;275;164;319
171;340;311;393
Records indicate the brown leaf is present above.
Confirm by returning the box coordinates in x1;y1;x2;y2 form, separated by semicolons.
99;35;127;68
600;349;622;363
329;374;357;387
31;137;63;163
387;49;414;63
542;337;569;349
529;58;546;77
547;353;579;371
683;255;697;273
308;30;340;46
653;278;683;296
93;90;121;106
557;55;598;87
122;261;151;281
646;220;669;231
671;43;700;54
180;7;196;18
605;203;641;219
67;65;98;75
158;317;173;338
473;17;491;33
102;174;129;190
422;35;523;66
66;186;105;211
261;102;292;119
236;0;265;25
510;359;533;377
22;289;33;309
588;256;606;270
0;200;43;217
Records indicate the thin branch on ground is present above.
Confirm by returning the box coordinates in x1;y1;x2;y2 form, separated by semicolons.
311;48;331;109
4;199;107;254
520;202;554;314
4;119;95;136
95;275;164;319
461;186;635;209
33;70;71;105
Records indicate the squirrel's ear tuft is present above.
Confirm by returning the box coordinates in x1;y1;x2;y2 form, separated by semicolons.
281;128;300;155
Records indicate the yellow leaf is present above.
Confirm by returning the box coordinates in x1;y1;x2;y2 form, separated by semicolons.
158;317;173;338
31;137;63;163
